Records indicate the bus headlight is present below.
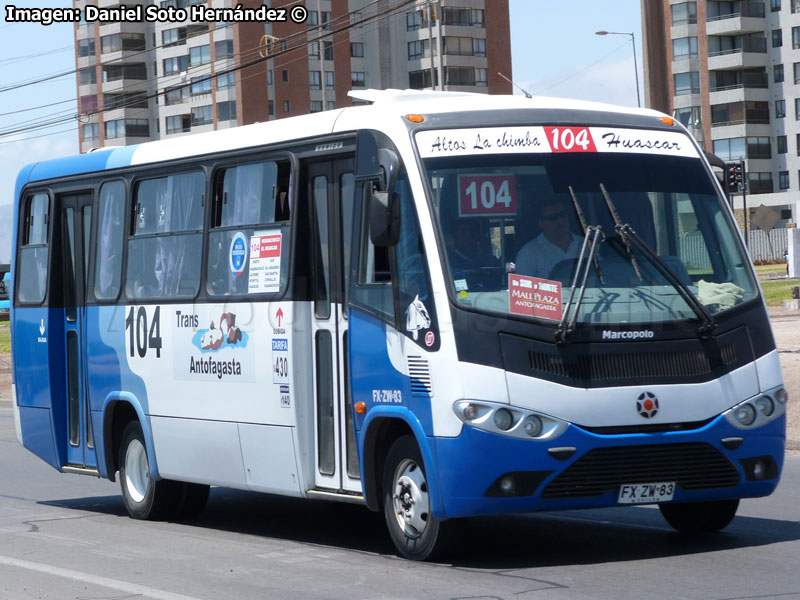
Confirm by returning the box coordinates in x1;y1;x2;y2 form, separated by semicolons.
463;403;479;421
453;400;568;441
493;409;514;431
523;415;543;437
723;386;786;430
755;396;774;417
734;404;756;426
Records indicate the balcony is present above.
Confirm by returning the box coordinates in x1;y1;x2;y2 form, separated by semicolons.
710;70;769;92
711;112;770;128
707;40;768;71
709;71;770;104
710;101;770;139
706;2;766;35
708;36;767;56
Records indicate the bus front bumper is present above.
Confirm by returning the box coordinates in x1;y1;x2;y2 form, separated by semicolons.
434;414;785;519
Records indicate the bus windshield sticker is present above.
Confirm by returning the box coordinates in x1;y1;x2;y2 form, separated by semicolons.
405;295;431;341
458;174;517;217
508;274;562;321
248;230;282;294
416;126;698;159
229;232;248;276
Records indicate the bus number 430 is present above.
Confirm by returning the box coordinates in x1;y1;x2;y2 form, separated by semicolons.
125;306;163;358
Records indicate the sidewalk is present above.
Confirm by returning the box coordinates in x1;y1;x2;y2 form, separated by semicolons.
0;355;10;408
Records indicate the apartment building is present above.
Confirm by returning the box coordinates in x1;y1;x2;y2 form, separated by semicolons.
74;0;511;151
642;0;800;224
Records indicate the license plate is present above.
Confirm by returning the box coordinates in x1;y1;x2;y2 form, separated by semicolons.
618;482;675;504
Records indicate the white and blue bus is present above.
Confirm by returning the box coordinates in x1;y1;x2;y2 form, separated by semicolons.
11;90;786;560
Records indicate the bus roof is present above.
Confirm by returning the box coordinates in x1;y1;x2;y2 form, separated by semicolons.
18;90;668;188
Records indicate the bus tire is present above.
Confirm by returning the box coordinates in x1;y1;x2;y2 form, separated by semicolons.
658;499;739;533
382;436;448;561
118;421;179;520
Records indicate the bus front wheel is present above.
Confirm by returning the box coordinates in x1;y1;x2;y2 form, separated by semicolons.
658;499;739;533
382;436;448;561
118;421;179;520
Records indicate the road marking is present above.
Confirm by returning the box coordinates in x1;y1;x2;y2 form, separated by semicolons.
0;554;205;600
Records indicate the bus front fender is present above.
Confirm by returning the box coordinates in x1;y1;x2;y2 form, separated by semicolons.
359;407;446;519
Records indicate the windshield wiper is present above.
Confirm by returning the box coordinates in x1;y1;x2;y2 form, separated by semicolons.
598;184;717;337
600;183;643;282
568;186;604;285
555;186;604;344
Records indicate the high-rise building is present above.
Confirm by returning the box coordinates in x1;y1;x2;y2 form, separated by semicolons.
642;0;796;224
74;0;512;152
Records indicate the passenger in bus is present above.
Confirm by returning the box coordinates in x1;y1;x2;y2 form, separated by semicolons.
515;198;582;280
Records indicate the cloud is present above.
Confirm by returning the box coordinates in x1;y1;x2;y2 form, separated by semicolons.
514;56;642;109
0;131;77;264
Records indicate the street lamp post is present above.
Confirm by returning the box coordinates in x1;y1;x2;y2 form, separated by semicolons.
596;30;641;108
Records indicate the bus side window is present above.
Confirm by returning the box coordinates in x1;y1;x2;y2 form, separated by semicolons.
94;181;125;300
393;176;437;347
17;192;50;304
126;171;204;299
207;159;291;296
351;182;394;319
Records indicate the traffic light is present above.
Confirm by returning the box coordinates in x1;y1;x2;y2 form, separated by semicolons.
726;161;744;194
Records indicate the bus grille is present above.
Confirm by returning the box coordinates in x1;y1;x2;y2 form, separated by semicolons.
541;443;739;499
529;346;736;381
408;356;433;397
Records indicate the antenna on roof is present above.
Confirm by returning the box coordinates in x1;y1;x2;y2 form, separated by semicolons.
498;72;532;99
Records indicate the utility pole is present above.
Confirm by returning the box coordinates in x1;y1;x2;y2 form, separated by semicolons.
741;159;749;250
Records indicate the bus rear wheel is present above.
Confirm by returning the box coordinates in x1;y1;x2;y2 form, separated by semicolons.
658;499;739;533
382;436;448;561
118;421;179;520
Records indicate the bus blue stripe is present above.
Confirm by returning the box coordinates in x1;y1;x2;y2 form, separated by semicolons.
27;149;116;183
105;145;139;170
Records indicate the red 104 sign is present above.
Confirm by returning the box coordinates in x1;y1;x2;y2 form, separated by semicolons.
458;174;517;217
544;126;597;153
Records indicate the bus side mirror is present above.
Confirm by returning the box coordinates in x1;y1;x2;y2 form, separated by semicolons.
355;130;382;182
370;149;401;246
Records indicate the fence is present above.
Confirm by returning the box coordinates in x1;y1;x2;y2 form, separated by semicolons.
680;228;787;268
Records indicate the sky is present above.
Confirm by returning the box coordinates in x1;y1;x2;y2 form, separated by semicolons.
0;0;644;263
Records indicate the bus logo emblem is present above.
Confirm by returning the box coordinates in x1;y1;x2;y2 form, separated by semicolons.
425;331;435;347
637;392;659;419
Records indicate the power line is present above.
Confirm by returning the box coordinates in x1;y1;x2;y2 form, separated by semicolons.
0;0;389;125
532;40;629;96
0;44;74;67
0;0;424;140
0;0;339;94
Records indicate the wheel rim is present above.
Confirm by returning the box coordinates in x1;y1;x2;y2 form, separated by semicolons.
124;438;149;504
391;458;430;539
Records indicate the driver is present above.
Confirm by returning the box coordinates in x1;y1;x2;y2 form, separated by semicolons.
515;198;582;279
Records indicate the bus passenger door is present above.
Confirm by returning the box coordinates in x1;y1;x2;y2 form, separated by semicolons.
59;193;97;470
308;159;361;494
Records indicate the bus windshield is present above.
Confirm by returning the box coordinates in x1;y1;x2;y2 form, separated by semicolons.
422;149;759;326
